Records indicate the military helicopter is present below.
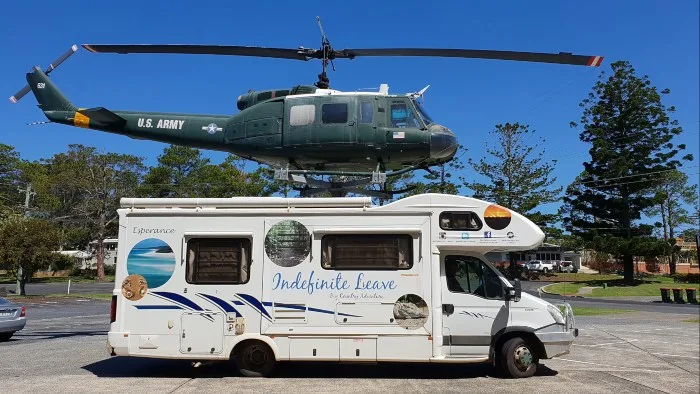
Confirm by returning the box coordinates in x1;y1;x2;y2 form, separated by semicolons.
9;17;603;198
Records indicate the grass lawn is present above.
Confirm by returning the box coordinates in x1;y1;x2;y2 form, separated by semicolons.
7;293;113;301
545;275;700;297
570;306;635;316
682;318;700;323
536;273;622;283
0;275;114;284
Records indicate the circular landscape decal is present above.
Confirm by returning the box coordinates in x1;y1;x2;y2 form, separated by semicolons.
484;204;512;230
126;238;176;288
393;294;429;330
265;220;311;267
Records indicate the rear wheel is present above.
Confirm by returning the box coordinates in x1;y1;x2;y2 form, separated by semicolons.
499;337;538;378
542;268;549;274
0;332;13;342
235;341;276;377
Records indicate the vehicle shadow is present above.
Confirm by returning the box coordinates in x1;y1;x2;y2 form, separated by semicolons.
12;330;107;341
83;357;559;379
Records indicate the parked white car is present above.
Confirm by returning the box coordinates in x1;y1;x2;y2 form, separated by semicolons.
526;260;556;273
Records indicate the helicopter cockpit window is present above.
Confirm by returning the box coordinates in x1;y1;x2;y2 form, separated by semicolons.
413;100;433;125
360;102;373;124
390;103;421;129
322;103;348;124
290;104;315;126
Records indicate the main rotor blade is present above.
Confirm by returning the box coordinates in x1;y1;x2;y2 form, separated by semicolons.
82;44;310;60
342;48;604;66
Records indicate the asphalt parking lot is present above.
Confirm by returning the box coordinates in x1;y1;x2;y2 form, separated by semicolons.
0;298;698;393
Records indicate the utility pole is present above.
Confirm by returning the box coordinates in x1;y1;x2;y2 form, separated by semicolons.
16;182;36;295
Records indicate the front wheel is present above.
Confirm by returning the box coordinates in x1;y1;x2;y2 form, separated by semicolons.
500;337;538;378
542;268;549;274
235;341;276;377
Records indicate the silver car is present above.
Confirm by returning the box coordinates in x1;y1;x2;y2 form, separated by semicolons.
0;296;26;341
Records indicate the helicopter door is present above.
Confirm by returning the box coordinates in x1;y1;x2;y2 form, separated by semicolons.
356;100;376;145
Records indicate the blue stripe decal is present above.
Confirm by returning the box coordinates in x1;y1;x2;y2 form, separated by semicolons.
153;291;203;311
272;302;361;318
237;293;271;319
308;306;361;318
233;301;244;305
199;294;241;317
134;305;183;310
262;302;273;307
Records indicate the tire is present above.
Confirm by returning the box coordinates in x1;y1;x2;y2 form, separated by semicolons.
499;337;538;378
235;341;276;377
542;268;549;274
0;332;13;342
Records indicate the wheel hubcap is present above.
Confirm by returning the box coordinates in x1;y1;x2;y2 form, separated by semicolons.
246;345;268;368
514;345;533;371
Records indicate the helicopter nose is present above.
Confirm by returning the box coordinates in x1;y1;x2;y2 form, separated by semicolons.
429;125;458;161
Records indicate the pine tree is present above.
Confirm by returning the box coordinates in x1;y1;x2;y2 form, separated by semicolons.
563;60;693;283
463;122;562;226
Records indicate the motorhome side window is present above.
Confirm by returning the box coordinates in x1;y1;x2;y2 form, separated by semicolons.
439;211;483;231
445;255;503;299
321;234;412;270
186;238;251;284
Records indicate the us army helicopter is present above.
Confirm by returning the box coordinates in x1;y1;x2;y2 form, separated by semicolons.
9;17;603;198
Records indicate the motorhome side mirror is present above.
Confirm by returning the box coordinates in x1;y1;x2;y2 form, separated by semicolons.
507;278;522;302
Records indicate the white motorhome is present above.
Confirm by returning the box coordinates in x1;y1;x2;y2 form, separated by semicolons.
107;193;577;378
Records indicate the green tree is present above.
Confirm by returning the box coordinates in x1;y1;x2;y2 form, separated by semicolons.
137;145;210;198
645;170;699;274
0;144;23;218
30;145;145;281
0;217;61;295
563;60;693;283
139;146;276;198
463;122;562;226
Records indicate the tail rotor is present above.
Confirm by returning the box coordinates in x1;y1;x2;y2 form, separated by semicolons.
9;44;78;103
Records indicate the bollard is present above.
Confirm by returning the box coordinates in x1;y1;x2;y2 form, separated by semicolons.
660;288;671;303
67;279;71;295
685;288;697;304
672;288;685;304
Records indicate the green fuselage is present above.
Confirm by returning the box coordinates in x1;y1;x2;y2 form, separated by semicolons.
29;68;456;172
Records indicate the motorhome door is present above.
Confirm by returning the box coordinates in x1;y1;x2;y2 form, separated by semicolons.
440;254;508;357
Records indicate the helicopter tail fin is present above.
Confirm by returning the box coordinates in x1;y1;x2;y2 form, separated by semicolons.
25;67;77;112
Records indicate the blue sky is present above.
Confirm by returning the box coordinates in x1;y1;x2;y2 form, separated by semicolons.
1;1;698;226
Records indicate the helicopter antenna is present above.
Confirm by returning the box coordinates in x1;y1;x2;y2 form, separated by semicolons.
315;16;334;89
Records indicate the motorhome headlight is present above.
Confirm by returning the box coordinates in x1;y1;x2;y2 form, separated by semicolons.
547;304;565;325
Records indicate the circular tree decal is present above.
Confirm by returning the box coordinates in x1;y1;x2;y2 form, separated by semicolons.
126;238;176;288
393;294;429;330
265;220;311;267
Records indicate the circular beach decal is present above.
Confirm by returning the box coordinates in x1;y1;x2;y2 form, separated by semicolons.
126;238;176;288
265;220;311;267
393;294;429;330
121;274;148;301
484;204;511;230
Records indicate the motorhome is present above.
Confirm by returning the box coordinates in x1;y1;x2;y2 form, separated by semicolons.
107;193;577;378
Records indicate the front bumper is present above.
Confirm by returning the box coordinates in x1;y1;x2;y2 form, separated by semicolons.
0;317;26;333
535;302;578;359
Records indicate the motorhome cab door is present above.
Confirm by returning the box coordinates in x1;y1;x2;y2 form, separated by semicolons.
441;254;508;357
